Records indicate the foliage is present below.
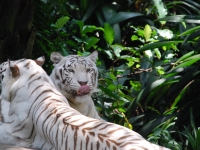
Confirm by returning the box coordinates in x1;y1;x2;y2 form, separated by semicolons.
147;118;182;150
33;0;200;148
179;108;200;150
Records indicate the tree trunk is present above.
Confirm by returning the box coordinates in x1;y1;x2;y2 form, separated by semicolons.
0;0;36;149
0;0;36;62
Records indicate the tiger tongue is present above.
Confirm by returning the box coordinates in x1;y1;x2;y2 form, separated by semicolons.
77;85;90;96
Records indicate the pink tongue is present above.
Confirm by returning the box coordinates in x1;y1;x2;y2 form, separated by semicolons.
77;85;90;96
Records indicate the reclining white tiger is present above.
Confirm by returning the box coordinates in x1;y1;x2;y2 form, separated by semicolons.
0;57;170;150
50;51;102;120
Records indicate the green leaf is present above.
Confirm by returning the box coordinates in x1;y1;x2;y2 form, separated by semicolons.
171;85;188;108
106;12;144;25
109;73;116;80
108;84;116;90
131;35;138;41
120;56;139;67
184;54;200;62
175;51;194;64
118;107;126;113
55;16;70;29
83;37;99;50
81;25;98;35
130;81;141;91
76;20;84;32
104;23;114;45
173;57;200;69
137;29;144;37
128;114;145;124
144;24;152;42
154;48;161;59
137;40;183;53
179;25;200;36
155;66;165;75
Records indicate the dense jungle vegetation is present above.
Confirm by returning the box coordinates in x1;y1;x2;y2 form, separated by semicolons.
1;0;200;149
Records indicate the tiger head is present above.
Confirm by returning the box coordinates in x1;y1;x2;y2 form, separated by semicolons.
50;51;98;104
0;57;45;101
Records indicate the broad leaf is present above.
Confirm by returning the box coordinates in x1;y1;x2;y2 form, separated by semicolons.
83;37;99;50
144;24;152;42
55;16;70;29
104;23;114;45
106;12;143;25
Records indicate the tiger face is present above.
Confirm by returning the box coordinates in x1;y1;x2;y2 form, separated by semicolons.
50;51;98;104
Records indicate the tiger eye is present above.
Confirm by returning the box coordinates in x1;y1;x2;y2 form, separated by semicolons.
67;69;74;73
86;68;90;72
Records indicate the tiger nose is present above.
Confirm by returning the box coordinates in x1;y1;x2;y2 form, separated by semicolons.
78;81;88;86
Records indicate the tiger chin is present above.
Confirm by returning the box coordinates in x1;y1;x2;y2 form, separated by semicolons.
50;51;102;120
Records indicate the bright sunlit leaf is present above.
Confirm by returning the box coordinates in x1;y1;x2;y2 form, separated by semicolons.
104;23;114;45
155;66;165;75
144;24;152;42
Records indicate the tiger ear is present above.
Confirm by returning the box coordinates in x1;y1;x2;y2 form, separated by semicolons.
34;56;45;66
8;60;20;78
88;51;98;63
50;52;63;65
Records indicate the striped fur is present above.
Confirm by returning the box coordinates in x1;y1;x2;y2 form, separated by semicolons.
50;51;102;120
0;57;45;123
0;58;170;150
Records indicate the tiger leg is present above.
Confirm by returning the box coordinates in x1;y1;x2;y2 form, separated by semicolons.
1;99;10;122
0;123;33;148
0;123;17;145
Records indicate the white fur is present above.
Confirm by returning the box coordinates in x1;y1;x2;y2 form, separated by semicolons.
50;51;102;120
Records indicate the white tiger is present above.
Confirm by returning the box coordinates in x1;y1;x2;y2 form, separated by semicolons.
0;57;170;150
50;51;102;120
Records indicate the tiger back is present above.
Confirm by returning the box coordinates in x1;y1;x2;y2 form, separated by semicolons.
0;57;45;123
50;51;102;120
0;58;171;150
